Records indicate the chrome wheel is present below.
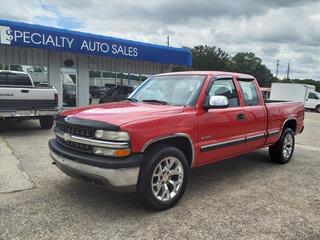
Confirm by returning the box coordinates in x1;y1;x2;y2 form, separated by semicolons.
151;157;184;202
282;133;293;159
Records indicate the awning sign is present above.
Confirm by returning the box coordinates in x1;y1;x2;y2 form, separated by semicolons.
0;20;191;66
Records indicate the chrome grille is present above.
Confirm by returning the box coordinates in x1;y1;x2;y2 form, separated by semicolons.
56;122;93;138
57;136;92;153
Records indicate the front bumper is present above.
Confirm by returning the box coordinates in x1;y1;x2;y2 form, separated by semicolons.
49;139;142;192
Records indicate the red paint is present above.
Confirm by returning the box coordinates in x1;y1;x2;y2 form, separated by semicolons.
59;71;304;167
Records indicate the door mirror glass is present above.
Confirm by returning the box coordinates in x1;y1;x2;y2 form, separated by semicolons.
208;95;229;108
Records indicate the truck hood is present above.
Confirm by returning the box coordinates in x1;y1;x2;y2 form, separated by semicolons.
60;101;184;126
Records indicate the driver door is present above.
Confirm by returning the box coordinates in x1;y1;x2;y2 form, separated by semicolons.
197;77;247;165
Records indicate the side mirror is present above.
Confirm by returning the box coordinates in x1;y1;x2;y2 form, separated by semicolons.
204;95;229;109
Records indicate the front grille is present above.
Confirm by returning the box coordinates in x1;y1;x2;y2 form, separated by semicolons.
56;122;94;138
57;136;92;153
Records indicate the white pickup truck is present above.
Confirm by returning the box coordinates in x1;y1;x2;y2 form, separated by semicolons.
0;70;58;129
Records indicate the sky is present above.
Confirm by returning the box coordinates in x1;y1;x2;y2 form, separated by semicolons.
0;0;319;80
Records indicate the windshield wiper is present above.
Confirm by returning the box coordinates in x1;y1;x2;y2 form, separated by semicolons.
125;98;138;102
142;99;168;105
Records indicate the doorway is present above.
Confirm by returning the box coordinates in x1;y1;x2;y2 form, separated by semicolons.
61;68;77;107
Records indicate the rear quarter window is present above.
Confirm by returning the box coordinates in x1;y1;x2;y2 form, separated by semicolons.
238;80;259;106
1;73;33;86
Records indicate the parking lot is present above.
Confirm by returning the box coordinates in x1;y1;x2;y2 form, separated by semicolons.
0;112;319;240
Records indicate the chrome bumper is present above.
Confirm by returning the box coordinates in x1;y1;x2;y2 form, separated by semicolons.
49;150;140;192
0;109;57;118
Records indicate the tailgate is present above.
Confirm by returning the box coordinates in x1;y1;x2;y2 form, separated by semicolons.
0;87;57;109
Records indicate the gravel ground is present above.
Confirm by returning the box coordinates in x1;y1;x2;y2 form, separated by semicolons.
0;112;319;240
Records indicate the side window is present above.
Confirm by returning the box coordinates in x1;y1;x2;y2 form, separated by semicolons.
16;74;32;86
208;79;239;107
308;92;319;100
238;80;259;106
0;73;8;84
6;73;32;86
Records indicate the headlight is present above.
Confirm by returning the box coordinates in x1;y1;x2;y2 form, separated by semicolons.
93;147;131;157
95;130;130;141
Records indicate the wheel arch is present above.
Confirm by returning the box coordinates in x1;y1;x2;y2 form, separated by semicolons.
282;118;297;134
141;134;195;167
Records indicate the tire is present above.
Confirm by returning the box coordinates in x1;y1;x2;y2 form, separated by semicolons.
137;145;189;211
316;105;320;113
39;116;54;129
269;128;295;164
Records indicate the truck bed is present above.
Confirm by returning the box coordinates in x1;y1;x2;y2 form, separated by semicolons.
265;101;304;144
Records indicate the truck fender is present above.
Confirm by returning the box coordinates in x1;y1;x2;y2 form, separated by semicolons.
141;133;195;167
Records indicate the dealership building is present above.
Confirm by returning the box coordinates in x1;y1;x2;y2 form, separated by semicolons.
0;19;191;108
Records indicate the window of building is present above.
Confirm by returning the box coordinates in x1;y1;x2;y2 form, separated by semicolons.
89;70;116;104
238;80;259;106
140;75;150;82
88;70;151;105
208;78;239;107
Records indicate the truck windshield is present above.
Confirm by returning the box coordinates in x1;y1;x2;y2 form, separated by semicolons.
129;75;205;106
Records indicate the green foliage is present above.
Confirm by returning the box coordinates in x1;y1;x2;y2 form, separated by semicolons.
232;52;273;87
191;45;233;71
187;45;319;89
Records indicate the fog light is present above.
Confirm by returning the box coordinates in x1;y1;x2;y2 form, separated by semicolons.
93;147;131;157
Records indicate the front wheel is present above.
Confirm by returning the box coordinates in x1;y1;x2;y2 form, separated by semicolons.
137;145;189;211
269;128;295;164
315;105;320;113
39;116;54;129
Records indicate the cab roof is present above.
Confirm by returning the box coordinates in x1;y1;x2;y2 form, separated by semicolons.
156;71;255;79
0;70;28;75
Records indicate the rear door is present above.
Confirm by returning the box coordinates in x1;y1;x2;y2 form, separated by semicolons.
197;77;247;165
237;78;267;151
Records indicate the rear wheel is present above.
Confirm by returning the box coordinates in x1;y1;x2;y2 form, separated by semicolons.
315;105;320;113
39;116;54;129
137;145;189;211
269;128;295;164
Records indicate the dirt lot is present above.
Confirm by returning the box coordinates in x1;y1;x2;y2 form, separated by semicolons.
0;112;319;240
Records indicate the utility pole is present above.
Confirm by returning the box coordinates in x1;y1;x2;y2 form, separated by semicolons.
286;62;290;79
166;35;170;47
276;59;279;78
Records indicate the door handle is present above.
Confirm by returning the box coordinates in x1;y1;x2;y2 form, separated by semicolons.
236;113;246;121
21;89;29;93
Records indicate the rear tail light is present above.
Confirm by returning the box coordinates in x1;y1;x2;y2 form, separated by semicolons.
54;93;58;106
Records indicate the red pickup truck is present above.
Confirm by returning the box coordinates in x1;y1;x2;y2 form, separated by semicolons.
49;71;304;210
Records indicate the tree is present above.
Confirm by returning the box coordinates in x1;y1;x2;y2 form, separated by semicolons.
280;78;320;92
232;52;273;87
190;45;233;71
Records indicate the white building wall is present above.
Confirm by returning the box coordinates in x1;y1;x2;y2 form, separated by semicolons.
78;55;89;106
48;52;63;107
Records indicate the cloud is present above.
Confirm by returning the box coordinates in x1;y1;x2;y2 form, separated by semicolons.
0;0;319;80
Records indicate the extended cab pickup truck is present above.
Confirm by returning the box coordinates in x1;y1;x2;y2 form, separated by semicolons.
0;70;58;128
49;71;304;210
